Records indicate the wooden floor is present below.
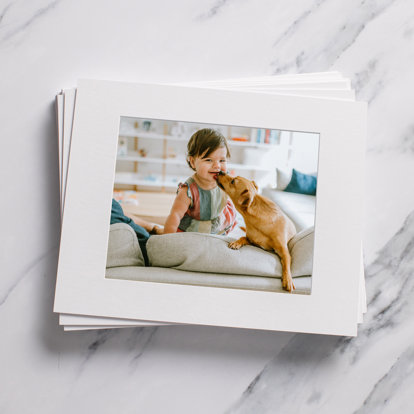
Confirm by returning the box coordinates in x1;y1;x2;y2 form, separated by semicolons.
121;191;176;225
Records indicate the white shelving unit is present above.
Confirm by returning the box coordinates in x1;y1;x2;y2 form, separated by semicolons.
115;172;181;189
117;153;275;172
117;154;186;165
118;128;287;149
115;120;292;191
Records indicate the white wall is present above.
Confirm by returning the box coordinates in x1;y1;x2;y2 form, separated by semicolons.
286;131;319;174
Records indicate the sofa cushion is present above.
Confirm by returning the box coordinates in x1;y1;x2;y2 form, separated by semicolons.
276;168;317;192
285;169;317;195
147;227;314;278
106;223;145;268
261;188;315;232
106;223;314;279
276;167;292;190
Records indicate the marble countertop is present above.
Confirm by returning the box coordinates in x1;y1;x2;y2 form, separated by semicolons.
1;0;414;412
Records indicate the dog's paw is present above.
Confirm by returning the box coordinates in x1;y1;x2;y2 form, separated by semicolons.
228;240;242;250
282;276;295;292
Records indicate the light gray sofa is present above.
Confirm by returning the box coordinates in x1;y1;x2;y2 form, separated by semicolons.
105;189;316;294
261;188;316;232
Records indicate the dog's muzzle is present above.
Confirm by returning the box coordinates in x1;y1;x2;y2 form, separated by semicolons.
216;170;226;189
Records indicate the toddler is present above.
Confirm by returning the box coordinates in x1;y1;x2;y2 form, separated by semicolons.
163;128;237;235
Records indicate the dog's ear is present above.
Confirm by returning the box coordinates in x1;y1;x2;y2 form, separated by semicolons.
252;181;258;191
238;189;253;209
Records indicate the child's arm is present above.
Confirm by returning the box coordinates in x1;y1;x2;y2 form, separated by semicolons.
163;187;191;234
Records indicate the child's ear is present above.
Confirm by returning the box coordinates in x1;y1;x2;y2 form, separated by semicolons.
188;156;195;170
238;189;253;208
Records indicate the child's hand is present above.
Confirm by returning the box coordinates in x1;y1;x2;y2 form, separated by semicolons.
150;225;164;235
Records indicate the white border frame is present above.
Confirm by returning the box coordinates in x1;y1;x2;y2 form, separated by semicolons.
54;80;366;336
56;82;365;329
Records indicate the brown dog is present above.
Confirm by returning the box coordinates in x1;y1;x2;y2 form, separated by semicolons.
217;172;297;292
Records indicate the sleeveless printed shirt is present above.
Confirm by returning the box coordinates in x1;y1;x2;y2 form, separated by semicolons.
177;176;237;235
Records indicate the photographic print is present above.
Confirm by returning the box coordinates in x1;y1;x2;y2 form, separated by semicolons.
106;117;319;295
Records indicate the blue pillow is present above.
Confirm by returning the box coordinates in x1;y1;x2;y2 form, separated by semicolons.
284;169;317;195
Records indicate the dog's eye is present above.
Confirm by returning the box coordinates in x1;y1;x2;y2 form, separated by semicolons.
231;179;235;184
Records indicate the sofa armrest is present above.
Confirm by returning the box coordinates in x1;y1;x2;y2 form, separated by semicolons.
106;223;145;268
288;226;314;277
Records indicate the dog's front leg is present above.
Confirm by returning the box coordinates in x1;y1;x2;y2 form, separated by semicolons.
228;237;250;250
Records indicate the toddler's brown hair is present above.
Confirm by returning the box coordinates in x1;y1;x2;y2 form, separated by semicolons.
186;128;230;171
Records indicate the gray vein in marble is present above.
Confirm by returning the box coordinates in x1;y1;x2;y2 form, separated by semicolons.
0;246;57;306
76;329;116;377
74;327;158;378
227;210;414;413
272;0;328;50
354;345;414;413
0;0;61;43
271;0;397;74
197;0;229;20
403;21;414;39
87;330;112;353
129;327;158;370
0;2;12;25
401;124;414;153
227;334;342;413
352;59;383;104
328;0;398;66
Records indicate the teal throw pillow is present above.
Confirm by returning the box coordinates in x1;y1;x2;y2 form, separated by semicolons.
284;169;317;195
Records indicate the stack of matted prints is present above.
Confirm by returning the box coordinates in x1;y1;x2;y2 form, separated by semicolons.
54;73;366;336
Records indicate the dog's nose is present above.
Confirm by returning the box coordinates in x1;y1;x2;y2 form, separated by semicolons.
218;170;226;176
